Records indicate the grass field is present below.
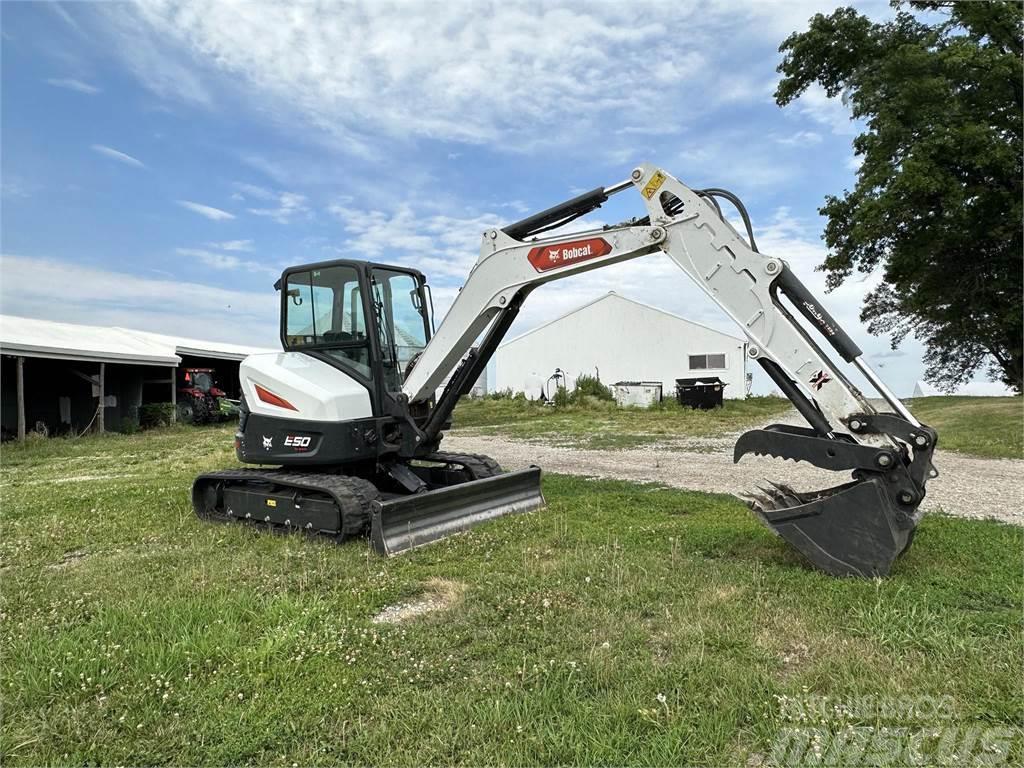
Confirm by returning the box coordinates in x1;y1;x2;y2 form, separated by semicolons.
1;425;1021;765
908;396;1022;459
451;396;792;449
453;394;1023;459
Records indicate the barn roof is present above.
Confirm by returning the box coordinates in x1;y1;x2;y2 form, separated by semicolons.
0;315;273;366
499;292;746;348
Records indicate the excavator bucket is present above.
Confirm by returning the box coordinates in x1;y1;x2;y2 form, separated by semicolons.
745;478;919;578
735;422;934;577
371;467;545;556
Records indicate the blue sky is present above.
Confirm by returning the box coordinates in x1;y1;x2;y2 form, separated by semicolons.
2;0;941;395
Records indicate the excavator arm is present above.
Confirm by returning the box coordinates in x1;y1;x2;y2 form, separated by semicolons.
398;164;937;577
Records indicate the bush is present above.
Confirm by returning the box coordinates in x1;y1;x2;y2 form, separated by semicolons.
553;386;571;408
488;388;515;400
571;373;614;403
139;402;175;429
119;418;141;435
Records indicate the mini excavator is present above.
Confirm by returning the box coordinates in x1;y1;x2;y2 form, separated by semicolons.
193;164;938;577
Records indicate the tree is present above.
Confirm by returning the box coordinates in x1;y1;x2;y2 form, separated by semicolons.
775;1;1023;392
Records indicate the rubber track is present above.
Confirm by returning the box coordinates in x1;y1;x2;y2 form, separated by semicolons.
193;469;380;539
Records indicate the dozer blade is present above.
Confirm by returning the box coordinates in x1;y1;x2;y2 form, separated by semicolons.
746;477;916;578
371;467;545;556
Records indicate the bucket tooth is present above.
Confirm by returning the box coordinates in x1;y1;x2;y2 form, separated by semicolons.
371;467;545;556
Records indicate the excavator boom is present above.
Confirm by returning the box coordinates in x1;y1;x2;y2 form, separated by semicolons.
391;164;937;575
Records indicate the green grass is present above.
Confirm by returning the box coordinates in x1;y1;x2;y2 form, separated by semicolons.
2;426;1021;765
451;396;792;449
908;396;1022;459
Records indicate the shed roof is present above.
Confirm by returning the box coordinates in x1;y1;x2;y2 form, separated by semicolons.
500;292;746;348
117;328;272;362
0;315;273;366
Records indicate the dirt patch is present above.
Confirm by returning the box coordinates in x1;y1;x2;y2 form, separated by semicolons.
47;549;88;570
779;641;811;672
372;578;466;625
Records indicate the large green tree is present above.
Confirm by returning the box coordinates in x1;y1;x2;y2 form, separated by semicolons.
775;0;1022;392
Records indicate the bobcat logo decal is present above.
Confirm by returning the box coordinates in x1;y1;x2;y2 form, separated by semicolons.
262;435;273;450
808;370;832;391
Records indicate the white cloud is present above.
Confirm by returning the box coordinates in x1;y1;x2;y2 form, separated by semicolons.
176;247;242;270
177;247;279;276
207;239;254;252
248;191;310;224
775;130;822;146
678;139;796;190
96;1;837;152
47;2;84;33
0;253;277;346
94;5;213;107
91;144;145;168
232;181;310;223
176;200;235;221
1;176;33;199
787;84;858;136
232;182;275;201
328;203;505;280
46;77;100;94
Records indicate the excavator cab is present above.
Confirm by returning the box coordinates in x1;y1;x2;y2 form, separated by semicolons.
280;260;432;395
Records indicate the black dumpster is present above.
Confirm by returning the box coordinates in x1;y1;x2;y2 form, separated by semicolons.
675;377;726;409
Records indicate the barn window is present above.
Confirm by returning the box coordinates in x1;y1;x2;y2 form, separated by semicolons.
689;353;727;370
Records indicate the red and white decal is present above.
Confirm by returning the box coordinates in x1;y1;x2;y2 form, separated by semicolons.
808;370;832;391
284;435;312;450
527;237;612;272
254;383;298;411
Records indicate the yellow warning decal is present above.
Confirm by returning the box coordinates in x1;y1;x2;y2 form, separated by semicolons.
266;499;277;507
641;170;667;200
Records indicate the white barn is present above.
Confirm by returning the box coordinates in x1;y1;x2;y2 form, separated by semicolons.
494;292;748;400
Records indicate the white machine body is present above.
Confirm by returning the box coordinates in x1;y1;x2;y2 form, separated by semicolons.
240;352;372;422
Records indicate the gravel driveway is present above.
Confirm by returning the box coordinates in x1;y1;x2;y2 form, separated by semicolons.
446;412;1023;526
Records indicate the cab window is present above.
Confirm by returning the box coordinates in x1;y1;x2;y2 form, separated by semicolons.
284;266;371;377
371;268;430;391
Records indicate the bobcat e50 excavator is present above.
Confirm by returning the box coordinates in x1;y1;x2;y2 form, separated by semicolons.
193;164;938;577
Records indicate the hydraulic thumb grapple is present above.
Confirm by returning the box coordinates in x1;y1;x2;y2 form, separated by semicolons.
192;164;937;577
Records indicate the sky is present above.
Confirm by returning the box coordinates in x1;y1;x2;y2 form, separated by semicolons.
0;0;949;396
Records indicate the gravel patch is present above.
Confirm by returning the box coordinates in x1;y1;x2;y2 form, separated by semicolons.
372;578;466;624
446;410;1023;526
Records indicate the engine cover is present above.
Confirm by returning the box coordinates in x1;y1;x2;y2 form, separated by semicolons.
240;352;372;422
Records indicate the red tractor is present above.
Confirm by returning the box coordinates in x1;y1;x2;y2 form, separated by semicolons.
177;368;237;425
